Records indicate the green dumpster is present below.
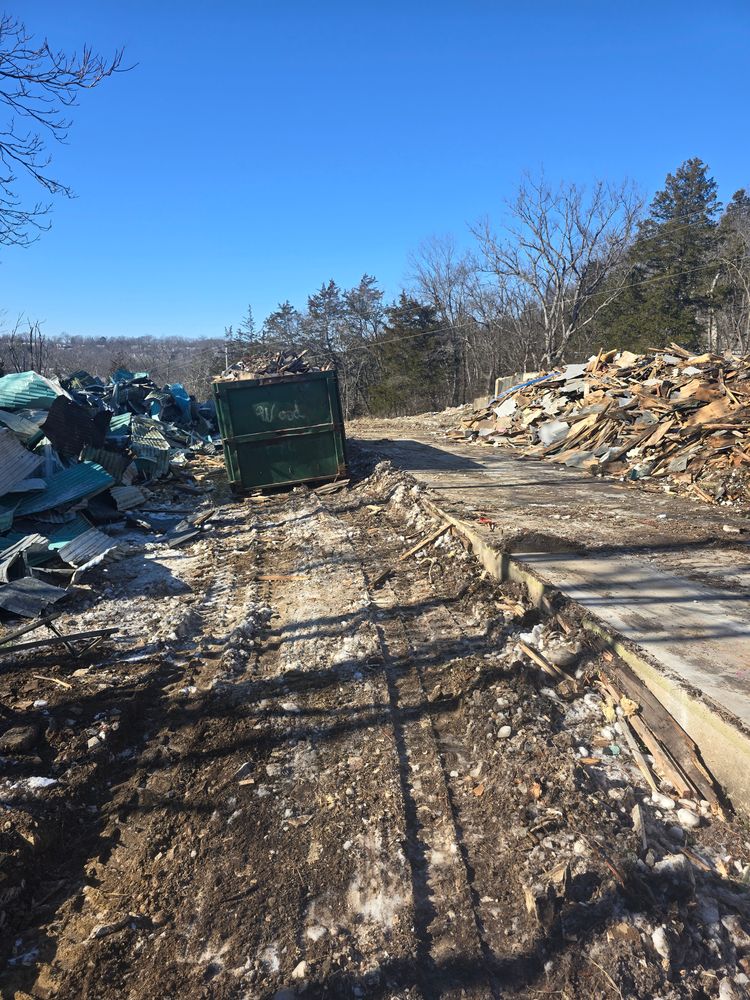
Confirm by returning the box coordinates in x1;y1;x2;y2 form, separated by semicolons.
213;370;348;491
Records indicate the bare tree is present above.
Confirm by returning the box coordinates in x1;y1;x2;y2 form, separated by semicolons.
1;317;49;372
409;235;477;404
473;174;643;366
715;190;750;354
0;14;125;246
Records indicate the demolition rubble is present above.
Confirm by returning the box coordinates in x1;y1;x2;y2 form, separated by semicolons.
0;368;218;633
1;357;750;999
455;345;750;506
218;349;329;381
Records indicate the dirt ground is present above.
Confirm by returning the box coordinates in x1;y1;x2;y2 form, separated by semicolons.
2;446;750;999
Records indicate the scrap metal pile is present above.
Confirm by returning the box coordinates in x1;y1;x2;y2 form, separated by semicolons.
455;345;750;504
217;349;330;381
0;368;218;623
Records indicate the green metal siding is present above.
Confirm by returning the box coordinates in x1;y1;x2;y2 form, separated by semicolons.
213;370;347;490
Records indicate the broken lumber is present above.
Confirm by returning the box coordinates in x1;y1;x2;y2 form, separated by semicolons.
619;714;659;793
0;627;118;656
603;660;724;814
517;639;566;680
398;523;450;561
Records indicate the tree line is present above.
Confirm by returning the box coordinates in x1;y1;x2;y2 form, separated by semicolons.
222;158;749;416
2;158;748;416
0;22;746;418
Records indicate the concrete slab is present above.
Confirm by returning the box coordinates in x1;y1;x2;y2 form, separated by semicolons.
354;432;750;810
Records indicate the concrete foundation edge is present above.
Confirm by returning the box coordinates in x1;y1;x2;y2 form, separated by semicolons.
424;499;750;816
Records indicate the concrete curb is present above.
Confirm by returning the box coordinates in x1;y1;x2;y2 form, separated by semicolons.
422;496;750;816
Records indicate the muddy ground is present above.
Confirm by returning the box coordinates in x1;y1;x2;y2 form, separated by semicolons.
1;447;750;999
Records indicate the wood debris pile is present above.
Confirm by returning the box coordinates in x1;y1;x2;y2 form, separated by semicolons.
216;350;331;381
454;344;750;504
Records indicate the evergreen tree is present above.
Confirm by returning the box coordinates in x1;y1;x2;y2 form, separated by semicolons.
343;275;384;340
224;306;260;365
600;158;721;351
369;294;446;415
237;304;256;342
307;280;344;359
262;301;303;351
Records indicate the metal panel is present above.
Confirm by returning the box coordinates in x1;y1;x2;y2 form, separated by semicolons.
81;445;131;482
46;515;92;550
58;527;119;567
0;408;47;446
40;396;111;457
12;478;46;493
213;370;347;491
0;371;67;411
0;534;48;583
131;418;171;477
110;485;147;511
0;496;20;533
0;428;42;497
0;577;68;618
14;461;115;517
107;412;133;436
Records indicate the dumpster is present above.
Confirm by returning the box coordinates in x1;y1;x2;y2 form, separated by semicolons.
213;369;347;491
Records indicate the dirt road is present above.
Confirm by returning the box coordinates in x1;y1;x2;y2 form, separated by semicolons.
2;452;750;999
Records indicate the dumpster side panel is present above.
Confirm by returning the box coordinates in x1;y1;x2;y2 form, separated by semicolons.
213;371;347;490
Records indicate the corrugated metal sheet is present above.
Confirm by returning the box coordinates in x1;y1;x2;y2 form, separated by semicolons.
14;461;114;517
131;418;170;450
65;370;104;392
107;413;132;436
46;515;92;550
0;429;42;498
11;478;46;493
0;577;68;618
40;396;111;457
131;418;171;477
24;509;78;525
121;463;137;485
59;527;119;568
0;534;48;583
0;408;47;446
110;485;146;511
0;496;20;533
0;371;67;411
81;445;131;481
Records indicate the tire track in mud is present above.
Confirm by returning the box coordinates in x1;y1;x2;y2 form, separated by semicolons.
19;473;750;1000
241;497;420;999
17;487;521;999
47;494;427;999
325;477;544;998
23;505;269;998
378;568;520;990
365;564;501;1000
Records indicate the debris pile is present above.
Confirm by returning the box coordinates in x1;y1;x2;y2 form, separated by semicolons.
455;345;750;504
0;368;219;623
60;367;218;439
217;349;329;381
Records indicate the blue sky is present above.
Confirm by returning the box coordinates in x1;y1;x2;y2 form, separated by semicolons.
2;1;749;339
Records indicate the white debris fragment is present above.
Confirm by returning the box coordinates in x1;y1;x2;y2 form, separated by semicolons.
22;776;58;790
291;960;308;979
651;792;675;811
652;925;671;962
676;807;701;830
